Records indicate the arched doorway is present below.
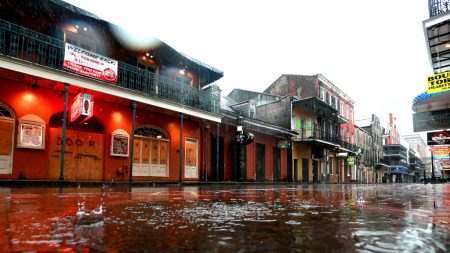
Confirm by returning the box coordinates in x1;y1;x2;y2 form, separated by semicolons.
133;126;169;177
0;102;15;174
48;112;104;180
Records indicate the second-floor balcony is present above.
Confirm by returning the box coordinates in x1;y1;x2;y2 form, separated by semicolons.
0;19;220;114
292;127;362;154
292;128;339;146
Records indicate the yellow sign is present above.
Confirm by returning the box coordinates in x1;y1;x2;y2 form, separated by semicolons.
427;71;450;94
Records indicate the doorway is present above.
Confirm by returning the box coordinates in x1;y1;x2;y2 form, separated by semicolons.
210;135;224;181
273;148;281;181
256;144;265;181
313;160;319;182
302;158;309;183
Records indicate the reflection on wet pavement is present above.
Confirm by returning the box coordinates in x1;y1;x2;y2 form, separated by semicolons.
0;184;449;252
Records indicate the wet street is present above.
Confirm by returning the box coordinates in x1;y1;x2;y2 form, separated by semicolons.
0;183;449;253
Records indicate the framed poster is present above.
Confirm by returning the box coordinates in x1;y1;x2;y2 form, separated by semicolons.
17;115;46;150
111;129;129;157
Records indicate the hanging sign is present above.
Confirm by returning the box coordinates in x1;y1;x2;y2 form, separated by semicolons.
277;140;290;149
232;131;254;145
71;92;94;123
427;71;450;94
64;43;118;83
347;156;356;165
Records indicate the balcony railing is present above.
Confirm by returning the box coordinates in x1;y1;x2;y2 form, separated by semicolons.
0;19;219;114
293;128;340;145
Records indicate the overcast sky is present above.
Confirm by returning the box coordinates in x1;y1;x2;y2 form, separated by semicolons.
66;0;431;137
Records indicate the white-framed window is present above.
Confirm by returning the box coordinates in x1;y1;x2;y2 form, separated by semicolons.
329;95;338;110
319;87;325;101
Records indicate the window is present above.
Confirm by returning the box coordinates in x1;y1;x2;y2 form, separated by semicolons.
319;87;325;101
64;29;96;52
330;95;336;109
175;74;192;86
137;59;157;73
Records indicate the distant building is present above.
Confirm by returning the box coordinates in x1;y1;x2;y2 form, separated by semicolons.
355;114;387;183
263;74;359;183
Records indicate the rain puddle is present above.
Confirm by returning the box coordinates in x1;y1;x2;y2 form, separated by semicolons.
0;184;449;252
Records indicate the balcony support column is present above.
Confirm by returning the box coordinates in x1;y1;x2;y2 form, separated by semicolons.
216;122;220;181
129;101;136;182
59;83;69;181
179;113;184;185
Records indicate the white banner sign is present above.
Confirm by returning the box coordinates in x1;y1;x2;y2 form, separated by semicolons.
64;43;118;83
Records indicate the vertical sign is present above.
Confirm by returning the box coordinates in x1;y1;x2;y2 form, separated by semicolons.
71;92;94;123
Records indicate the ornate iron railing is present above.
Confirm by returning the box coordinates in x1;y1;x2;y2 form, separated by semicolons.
0;19;219;114
293;128;340;146
292;127;362;153
429;0;450;17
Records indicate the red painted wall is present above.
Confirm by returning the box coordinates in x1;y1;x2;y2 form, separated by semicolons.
0;77;208;182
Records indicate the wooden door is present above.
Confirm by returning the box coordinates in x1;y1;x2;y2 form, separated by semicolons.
48;128;103;180
0;117;14;173
185;139;198;179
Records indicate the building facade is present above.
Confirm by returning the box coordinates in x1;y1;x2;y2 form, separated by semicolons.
0;0;230;182
355;114;387;183
262;74;360;183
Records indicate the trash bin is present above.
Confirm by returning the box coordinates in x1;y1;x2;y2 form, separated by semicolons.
382;176;387;183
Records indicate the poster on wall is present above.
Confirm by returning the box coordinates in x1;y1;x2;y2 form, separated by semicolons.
18;122;45;149
111;129;129;157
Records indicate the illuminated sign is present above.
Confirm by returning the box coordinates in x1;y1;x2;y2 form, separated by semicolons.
427;130;450;145
427;71;450;94
71;93;94;123
64;43;118;83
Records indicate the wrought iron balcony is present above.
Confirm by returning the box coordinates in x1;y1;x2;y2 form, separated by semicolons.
0;19;219;114
429;0;450;17
338;140;361;153
292;128;340;146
